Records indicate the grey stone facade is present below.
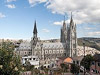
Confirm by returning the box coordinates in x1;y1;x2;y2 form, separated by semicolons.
31;15;77;60
15;15;77;64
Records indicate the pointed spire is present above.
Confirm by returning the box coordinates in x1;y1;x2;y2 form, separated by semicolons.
70;12;73;23
70;12;74;28
64;15;65;22
71;12;72;19
75;23;76;27
33;20;37;34
63;15;66;24
74;23;76;31
63;15;66;29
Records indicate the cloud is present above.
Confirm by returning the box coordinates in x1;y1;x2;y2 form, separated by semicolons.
42;29;50;33
53;19;83;26
28;0;100;24
6;4;16;8
53;21;63;26
86;31;100;36
28;0;47;7
7;0;16;2
84;27;94;30
0;13;6;18
47;0;100;24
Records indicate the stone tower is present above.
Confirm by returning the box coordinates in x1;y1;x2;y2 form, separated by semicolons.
60;16;67;43
67;14;77;57
60;14;77;57
31;21;38;56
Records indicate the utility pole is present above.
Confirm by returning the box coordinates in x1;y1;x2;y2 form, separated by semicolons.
83;41;85;75
41;43;43;60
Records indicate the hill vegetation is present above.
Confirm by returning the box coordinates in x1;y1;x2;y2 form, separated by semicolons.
78;37;100;51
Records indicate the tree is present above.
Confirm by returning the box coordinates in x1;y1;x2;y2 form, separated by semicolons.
0;41;22;75
70;63;80;75
23;61;34;71
60;63;68;75
18;39;23;43
40;65;49;75
81;54;94;71
40;65;44;70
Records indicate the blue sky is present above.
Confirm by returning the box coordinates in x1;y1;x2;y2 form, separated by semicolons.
0;0;100;40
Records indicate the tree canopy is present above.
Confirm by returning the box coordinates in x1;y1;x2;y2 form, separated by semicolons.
70;63;80;74
0;41;22;75
81;54;94;71
60;63;68;74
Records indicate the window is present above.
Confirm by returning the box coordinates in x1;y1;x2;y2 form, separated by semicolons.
25;58;27;61
60;50;62;53
53;50;55;53
25;52;26;54
73;61;75;64
29;58;31;60
64;53;66;56
49;50;52;54
33;58;35;60
45;50;48;54
95;70;98;73
92;69;95;72
77;61;79;64
98;62;100;66
29;52;31;54
36;58;38;61
92;61;95;65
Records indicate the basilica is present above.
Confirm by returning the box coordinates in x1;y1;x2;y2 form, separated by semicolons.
15;15;77;65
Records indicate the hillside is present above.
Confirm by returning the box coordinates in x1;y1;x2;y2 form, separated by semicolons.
78;37;100;51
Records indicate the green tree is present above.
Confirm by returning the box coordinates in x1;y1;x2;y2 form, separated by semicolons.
40;65;44;70
0;42;22;75
18;39;23;43
33;68;40;75
60;63;68;75
81;54;94;71
70;63;80;75
23;61;34;71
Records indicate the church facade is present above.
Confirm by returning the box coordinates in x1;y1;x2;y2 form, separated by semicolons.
15;15;77;64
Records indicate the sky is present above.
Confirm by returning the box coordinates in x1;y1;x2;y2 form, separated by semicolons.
0;0;100;40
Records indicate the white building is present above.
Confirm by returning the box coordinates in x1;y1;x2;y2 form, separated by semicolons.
22;56;39;68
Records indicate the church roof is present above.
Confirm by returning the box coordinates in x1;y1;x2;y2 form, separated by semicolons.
42;42;66;49
64;57;73;63
18;42;31;50
72;56;84;61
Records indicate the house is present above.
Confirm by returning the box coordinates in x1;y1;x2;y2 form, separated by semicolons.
90;54;100;74
22;56;40;68
56;57;73;69
56;57;66;68
72;56;84;66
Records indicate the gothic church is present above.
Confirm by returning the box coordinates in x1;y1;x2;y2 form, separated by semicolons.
15;15;77;64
